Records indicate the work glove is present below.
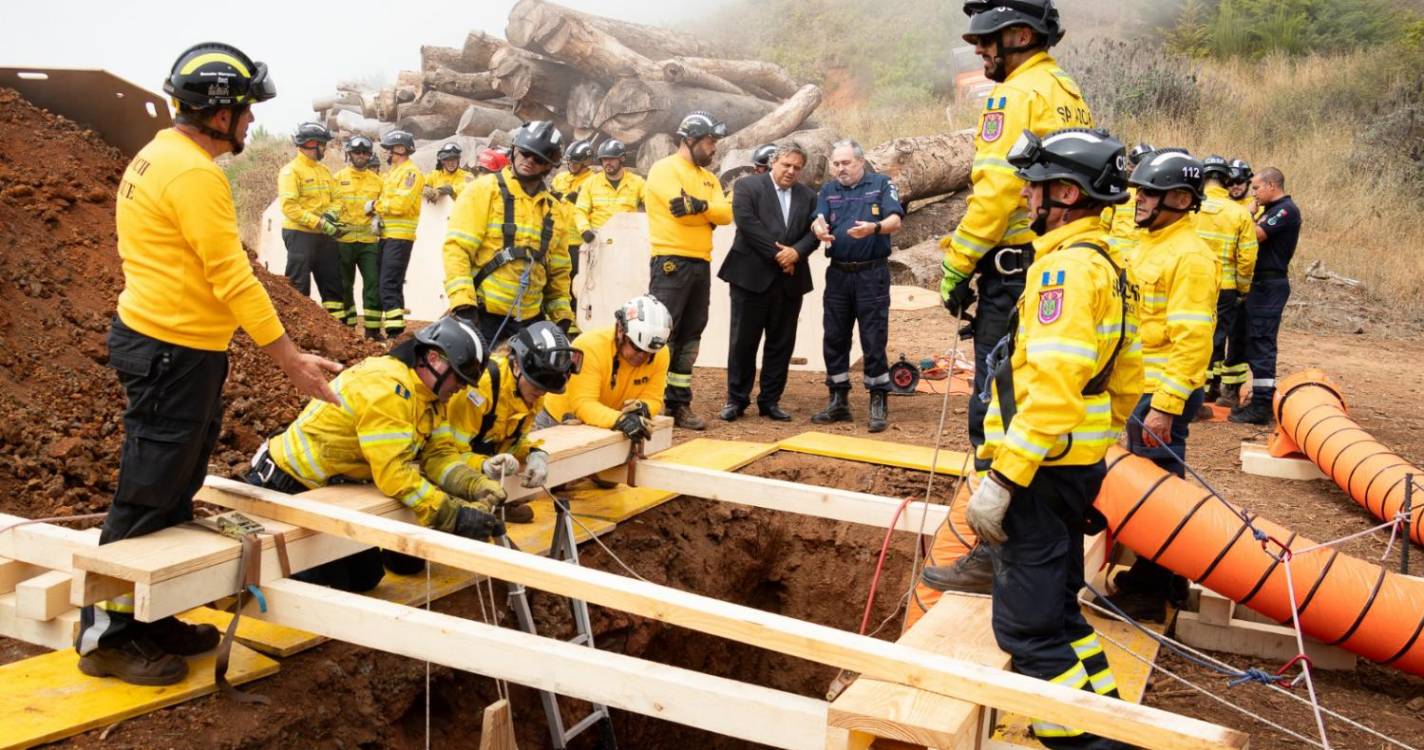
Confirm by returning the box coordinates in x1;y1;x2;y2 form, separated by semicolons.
613;410;652;441
423;187;440;203
668;190;708;218
941;264;975;316
370;216;384;236
453;505;506;541
581;229;597;244
364;199;377;216
318;217;341;237
438;464;508;506
438;185;455;198
481;453;521;480
567;189;580;204
556;318;573;336
520;450;550;488
620;400;651;419
966;471;1014;545
451;305;480;325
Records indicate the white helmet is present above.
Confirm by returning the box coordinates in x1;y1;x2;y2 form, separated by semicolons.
617;295;672;353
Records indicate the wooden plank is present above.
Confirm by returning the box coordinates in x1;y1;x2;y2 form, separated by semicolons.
202;478;1248;750
568;438;777;522
15;571;71;621
0;640;277;750
1194;586;1235;627
1240;442;1325;481
0;514;98;571
255;578;830;750
778;432;969;477
478;699;519;750
68;569;131;608
0;593;79;651
632;461;950;532
511;418;672;498
0;558;41;594
1176;611;1357;671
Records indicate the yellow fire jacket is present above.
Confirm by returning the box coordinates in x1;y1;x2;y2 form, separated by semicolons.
542;326;669;429
267;355;462;528
441;167;573;323
574;171;646;234
115;128;284;351
332;165;383;244
1100;187;1143;264
1131;218;1220;416
978;218;1143;487
426;167;476;199
941;52;1094;285
375;159;424;241
1194;185;1259;294
551;168;596;203
645;154;733;261
277;152;335;234
424;354;544;482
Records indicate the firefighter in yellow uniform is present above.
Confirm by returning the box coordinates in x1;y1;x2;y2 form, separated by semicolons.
1109;148;1219;622
1195;156;1258;408
444;122;574;347
425;142;476;202
963;128;1141;750
278;121;345;320
248;316;508;589
370;129;423;337
540;295;671;438
926;0;1094;594
425;321;583;523
575;139;646;238
551;139;596;204
332;135;385;337
1100;143;1151;264
1217;157;1258;401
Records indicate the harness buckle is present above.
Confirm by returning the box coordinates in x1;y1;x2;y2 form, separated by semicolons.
993;246;1027;276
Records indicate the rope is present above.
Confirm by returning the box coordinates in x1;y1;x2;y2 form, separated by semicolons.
0;512;109;537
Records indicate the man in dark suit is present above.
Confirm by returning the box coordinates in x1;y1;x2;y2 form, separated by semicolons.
717;143;820;421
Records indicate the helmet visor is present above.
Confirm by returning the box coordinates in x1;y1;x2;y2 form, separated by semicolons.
1006;131;1042;169
250;61;276;102
526;346;584;393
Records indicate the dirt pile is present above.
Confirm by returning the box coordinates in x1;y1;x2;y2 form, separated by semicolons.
0;87;383;521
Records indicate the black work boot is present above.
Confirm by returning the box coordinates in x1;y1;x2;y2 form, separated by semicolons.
147;616;220;656
1203;376;1220;403
363;327;384;341
78;636;188;686
671;404;707;431
500;503;535;524
1096;589;1168;623
811;388;852;424
868;390;889;433
921;544;994;595
1229;398;1272;425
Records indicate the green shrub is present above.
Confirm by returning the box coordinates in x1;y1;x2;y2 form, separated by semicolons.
1160;0;1406;58
1057;39;1201;131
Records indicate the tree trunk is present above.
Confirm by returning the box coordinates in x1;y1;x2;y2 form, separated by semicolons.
566;79;607;133
504;0;662;84
335;110;394;140
399;113;459;140
490;46;579;107
457;104;524;138
461;31;506;71
375;86;397;121
595;79;777;144
864;131;975;203
397;70;423;102
425;66;502;100
636;133;676;174
664;57;799;99
404;91;489;122
897;191;968;249
887;239;947;290
719;84;822;151
421;45;469;74
506;0;720;61
312;91;362;113
656;59;746;96
784;128;840;187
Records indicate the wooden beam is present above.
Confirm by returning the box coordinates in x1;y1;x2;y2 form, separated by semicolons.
16;571;71;621
254;578;829;750
630;462;949;533
0;557;42;594
203;478;1247;750
0;592;79;650
478;699;518;750
68;569;133;609
1176;611;1357;671
1239;442;1325;481
0;513;98;571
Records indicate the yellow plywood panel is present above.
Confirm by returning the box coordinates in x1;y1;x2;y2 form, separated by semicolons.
0;642;277;750
566;439;778;522
777;432;969;477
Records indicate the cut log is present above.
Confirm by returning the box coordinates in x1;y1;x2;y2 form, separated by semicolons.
636;133;676;174
664;57;799;99
504;0;661;84
425;66;502;101
462;31;507;71
375;86;397;121
490;46;580;106
397;69;423;103
887;239;947;290
335;110;393;141
421;45;469;74
657;59;748;96
566;79;607;133
897;192;967;250
720;84;822;152
312;91;362;113
716;147;755;192
457;104;524;138
785;128;840;187
864;131;975;204
407;91;489;123
506;0;720;61
399;113;460;140
595;79;777;145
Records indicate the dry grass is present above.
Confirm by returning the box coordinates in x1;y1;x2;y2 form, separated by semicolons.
225;132;345;250
820;101;958;147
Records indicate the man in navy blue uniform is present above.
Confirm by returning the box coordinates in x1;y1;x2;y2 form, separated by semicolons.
1231;167;1300;425
810;140;904;433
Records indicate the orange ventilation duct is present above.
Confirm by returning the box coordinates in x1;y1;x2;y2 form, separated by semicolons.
1271;370;1424;546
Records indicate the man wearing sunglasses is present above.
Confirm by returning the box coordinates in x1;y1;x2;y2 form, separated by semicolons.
76;42;343;686
444;121;576;347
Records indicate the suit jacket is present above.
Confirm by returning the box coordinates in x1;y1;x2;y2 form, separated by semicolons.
719;173;819;296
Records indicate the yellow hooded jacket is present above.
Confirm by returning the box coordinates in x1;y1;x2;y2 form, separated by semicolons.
574;171;646;234
426;167;476;198
1195;184;1259;294
375;158;424;241
978;218;1143;487
1100;187;1143;264
332;165;383;244
277;152;335;233
551;168;596;203
1131;217;1220;416
542;326;669;429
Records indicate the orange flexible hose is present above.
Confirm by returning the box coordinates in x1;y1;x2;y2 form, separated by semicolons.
1098;446;1424;676
1271;369;1424;546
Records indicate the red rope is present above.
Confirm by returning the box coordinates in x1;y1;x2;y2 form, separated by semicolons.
859;495;916;635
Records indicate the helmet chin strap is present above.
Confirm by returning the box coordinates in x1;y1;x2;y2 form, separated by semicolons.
987;29;1041;82
1134;202;1187;229
1031;186;1093;233
187;105;248;155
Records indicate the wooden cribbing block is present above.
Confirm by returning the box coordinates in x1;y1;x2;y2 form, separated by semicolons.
0;592;80;650
1240;442;1325;481
15;571;71;621
0;558;42;594
1177;611;1357;671
0;513;98;571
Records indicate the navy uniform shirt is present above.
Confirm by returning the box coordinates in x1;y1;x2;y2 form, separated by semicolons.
815;171;905;261
1255;195;1301;280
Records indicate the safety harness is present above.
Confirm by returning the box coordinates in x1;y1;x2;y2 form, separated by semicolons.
470;359;532;456
470;172;557;311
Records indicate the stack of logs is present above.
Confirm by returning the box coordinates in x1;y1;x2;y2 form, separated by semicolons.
308;0;976;288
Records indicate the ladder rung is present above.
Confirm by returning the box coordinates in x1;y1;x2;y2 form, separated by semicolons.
561;710;609;742
568;633;590;646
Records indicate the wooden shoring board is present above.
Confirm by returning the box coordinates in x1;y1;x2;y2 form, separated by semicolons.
0;641;277;750
566;438;778;522
1239;441;1325;481
1178;586;1356;671
0;593;79;651
199;478;1247;750
777;431;971;478
0;514;98;571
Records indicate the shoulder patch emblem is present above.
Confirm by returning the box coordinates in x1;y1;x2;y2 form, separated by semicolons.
1038;288;1064;324
465;389;486;408
886;180;900;203
404;171;417;188
986;96;1007;111
1040;269;1066;287
394;383;411;400
981;112;1005;143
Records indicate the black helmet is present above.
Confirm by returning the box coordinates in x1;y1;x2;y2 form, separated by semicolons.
597;139;627;160
512;121;565;165
436;142;462;162
507;321;583;395
1228;158;1254;184
1129;149;1205;201
752;143;778;169
380;129;416;152
346;134;373;153
676;111;727;141
565;139;594;164
414;315;488;388
1128;143;1154;167
164;42;276;110
1008;128;1128;204
962;0;1064;47
293;121;331;147
1202;154;1232;183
